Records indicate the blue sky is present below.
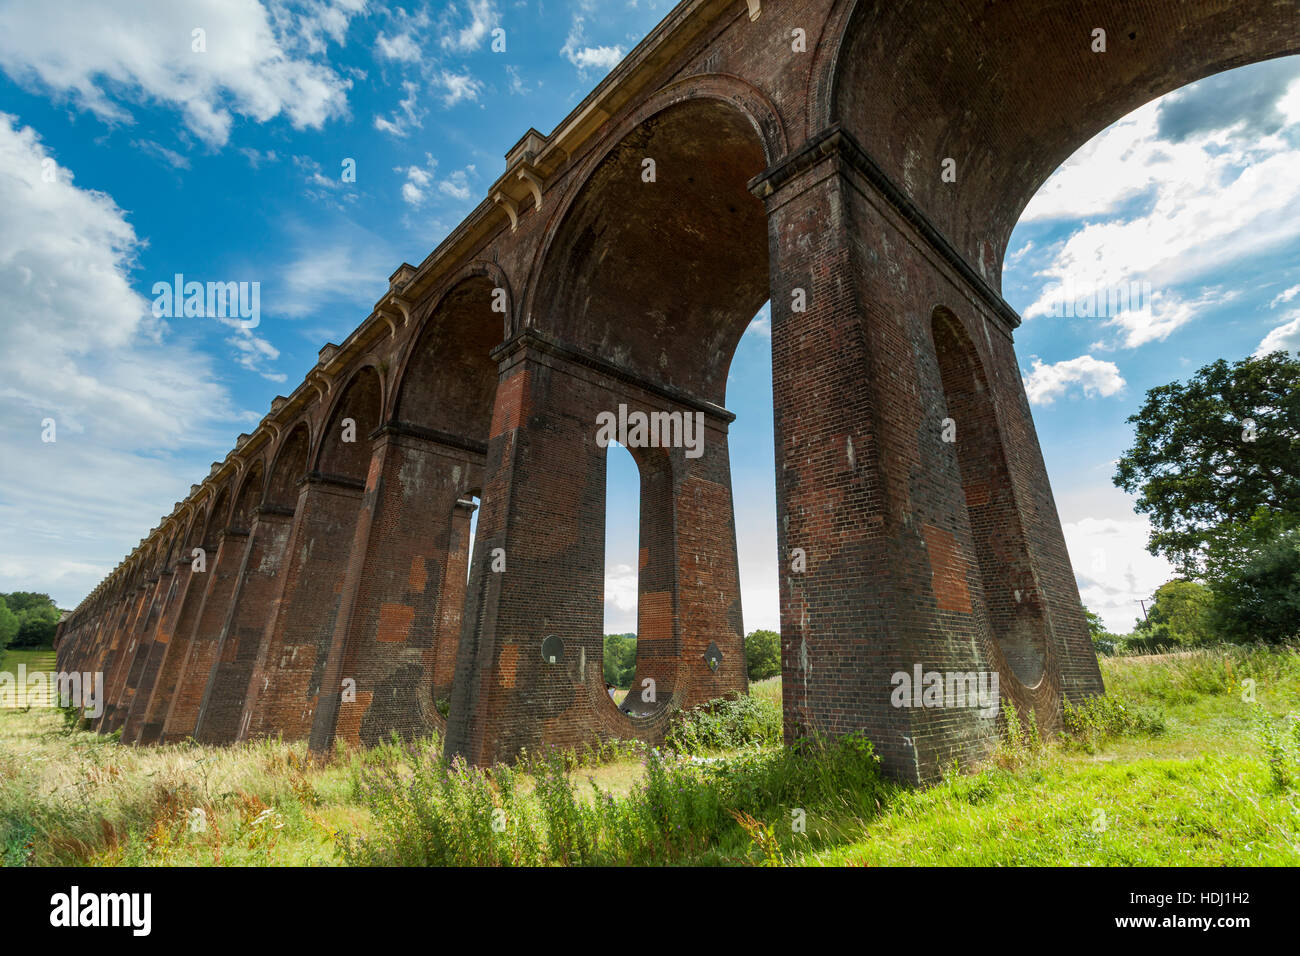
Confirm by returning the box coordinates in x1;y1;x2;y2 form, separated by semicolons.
0;2;1297;636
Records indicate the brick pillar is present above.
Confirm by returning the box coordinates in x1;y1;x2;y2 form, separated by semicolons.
311;427;485;751
445;331;745;765
99;574;167;732
109;572;172;733
977;320;1104;705
118;567;181;743
193;508;295;744
621;415;746;716
755;131;1100;782
159;528;250;742
92;584;147;731
126;559;200;745
88;591;133;722
238;476;365;742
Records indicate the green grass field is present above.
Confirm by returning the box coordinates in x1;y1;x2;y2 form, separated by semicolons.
0;647;57;708
1;645;1297;866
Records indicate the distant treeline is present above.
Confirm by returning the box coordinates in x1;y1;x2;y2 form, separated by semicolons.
0;593;63;651
602;628;781;689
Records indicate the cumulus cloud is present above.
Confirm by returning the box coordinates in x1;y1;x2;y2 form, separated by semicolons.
561;17;624;74
438;166;475;201
0;0;359;147
439;0;500;53
1022;355;1125;406
1256;311;1300;356
1016;69;1300;349
376;30;422;62
0;114;249;605
399;160;435;206
434;69;483;107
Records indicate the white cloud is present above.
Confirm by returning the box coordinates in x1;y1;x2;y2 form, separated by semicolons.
273;225;393;320
131;139;191;170
438;166;475;201
0;0;358;147
561;17;624;74
1019;94;1300;344
1097;288;1233;349
399;159;435;206
439;0;499;53
226;328;287;382
373;80;423;137
1022;355;1125;406
1063;515;1175;634
434;69;483;107
1269;284;1300;308
270;0;368;56
376;30;421;62
1256;310;1300;356
0;114;249;607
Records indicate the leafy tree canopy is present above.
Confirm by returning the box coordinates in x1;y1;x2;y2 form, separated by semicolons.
745;629;781;682
1134;579;1215;645
1113;351;1300;576
0;592;63;649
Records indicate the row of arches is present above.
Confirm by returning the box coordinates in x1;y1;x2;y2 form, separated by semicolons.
64;85;1086;769
64;1;1298;773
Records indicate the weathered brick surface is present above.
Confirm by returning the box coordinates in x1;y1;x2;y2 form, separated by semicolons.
193;511;293;744
161;528;247;743
59;0;1299;782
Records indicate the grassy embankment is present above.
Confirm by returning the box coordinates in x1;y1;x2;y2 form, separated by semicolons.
1;646;1297;865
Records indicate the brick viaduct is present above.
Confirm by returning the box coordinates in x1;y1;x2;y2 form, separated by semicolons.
53;0;1298;781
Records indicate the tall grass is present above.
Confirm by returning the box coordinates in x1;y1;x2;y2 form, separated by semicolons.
342;733;889;866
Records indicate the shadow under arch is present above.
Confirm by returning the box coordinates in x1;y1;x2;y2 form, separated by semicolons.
930;306;1055;696
528;93;772;404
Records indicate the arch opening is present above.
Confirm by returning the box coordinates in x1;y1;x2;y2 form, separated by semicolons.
602;441;640;713
318;367;383;482
265;424;311;512
534;98;771;404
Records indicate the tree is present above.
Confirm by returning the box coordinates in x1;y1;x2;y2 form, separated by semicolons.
0;592;62;649
1113;351;1300;576
744;629;781;681
1;592;57;616
1083;606;1118;656
0;596;18;651
602;633;637;688
1210;526;1300;644
1134;580;1215;646
14;616;57;648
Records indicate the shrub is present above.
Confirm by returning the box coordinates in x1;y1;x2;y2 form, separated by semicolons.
664;694;781;754
1061;694;1167;751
